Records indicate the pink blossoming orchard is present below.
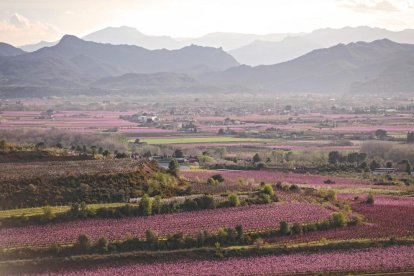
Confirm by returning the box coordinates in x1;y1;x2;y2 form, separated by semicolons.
0;27;414;276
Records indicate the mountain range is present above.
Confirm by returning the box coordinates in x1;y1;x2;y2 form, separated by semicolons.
205;39;414;94
82;26;182;50
20;26;291;52
0;34;414;97
230;26;414;65
0;35;238;90
0;42;25;57
18;26;414;67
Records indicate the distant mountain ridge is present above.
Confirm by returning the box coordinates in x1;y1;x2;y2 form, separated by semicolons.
1;36;414;97
83;26;182;50
230;26;414;65
204;39;414;94
17;26;414;68
20;41;56;52
0;42;25;56
229;36;322;66
19;27;292;52
0;35;239;94
179;32;290;50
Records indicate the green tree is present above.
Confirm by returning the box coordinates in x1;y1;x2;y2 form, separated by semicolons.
153;195;162;214
328;151;341;164
145;229;158;248
70;203;80;217
90;146;97;156
325;190;337;201
79;201;90;218
0;140;7;151
207;177;218;185
36;142;45;150
279;221;290;236
139;194;153;216
235;225;244;240
359;161;368;170
252;153;262;163
96;237;108;253
291;223;303;235
262;184;274;196
331;212;347;227
168;159;179;176
366;194;374;204
103;150;110;157
228;193;240;207
370;160;381;171
217;228;228;244
260;193;272;204
174;149;184;158
406;161;412;175
198;194;216;209
76;234;91;252
42;206;55;221
375;129;387;140
211;174;225;183
407;132;414;143
215;147;227;158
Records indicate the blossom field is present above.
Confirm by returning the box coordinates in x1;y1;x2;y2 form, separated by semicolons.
2;98;414;275
267;195;414;243
46;245;414;275
162;141;360;151
166;113;413;123
0;111;172;134
0;202;332;247
2;110;413;137
0;159;154;180
181;170;373;188
337;193;414;206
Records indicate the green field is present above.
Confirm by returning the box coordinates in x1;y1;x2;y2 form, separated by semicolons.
135;137;278;145
0;203;131;219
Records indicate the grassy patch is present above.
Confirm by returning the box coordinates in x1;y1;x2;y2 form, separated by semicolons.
0;203;131;219
330;187;414;196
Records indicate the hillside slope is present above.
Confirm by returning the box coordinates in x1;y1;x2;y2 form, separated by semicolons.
204;39;414;94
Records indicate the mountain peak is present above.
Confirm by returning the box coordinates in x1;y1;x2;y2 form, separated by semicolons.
0;42;25;56
58;35;84;46
370;38;395;45
101;26;143;34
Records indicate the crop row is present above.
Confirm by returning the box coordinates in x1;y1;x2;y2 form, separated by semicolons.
182;170;372;188
337;194;414;207
0;202;332;247
267;198;414;244
0;159;154;180
45;245;414;275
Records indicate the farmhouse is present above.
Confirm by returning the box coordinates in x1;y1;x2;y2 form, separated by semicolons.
136;115;159;123
373;167;395;175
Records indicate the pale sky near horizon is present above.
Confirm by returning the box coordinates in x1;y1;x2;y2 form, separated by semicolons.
1;0;414;46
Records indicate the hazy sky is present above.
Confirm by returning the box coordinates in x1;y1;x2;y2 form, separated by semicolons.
1;0;414;45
